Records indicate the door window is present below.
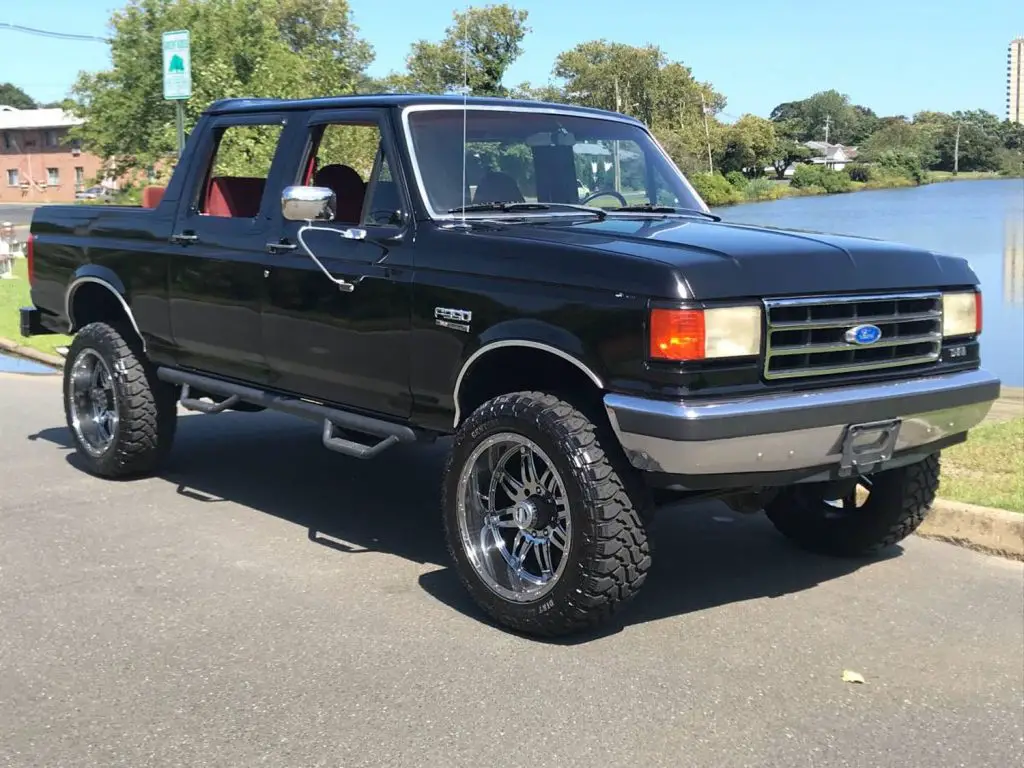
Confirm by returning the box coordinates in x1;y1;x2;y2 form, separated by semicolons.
195;123;283;218
300;121;404;227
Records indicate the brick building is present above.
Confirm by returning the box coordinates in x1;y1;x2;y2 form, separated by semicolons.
0;105;109;203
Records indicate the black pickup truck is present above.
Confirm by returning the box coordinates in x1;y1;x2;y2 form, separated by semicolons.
21;94;1000;637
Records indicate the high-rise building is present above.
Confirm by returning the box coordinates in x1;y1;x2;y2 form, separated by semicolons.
1010;37;1024;124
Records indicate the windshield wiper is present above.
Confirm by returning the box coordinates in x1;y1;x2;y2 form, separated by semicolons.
448;201;606;219
611;203;721;222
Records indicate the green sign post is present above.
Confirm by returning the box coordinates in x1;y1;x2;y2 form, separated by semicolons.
162;30;192;158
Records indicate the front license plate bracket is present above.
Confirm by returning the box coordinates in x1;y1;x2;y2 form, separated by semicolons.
839;418;902;477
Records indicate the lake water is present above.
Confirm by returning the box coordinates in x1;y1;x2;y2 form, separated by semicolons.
715;179;1024;387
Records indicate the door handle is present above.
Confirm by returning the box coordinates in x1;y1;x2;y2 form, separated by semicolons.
266;241;297;253
170;232;198;244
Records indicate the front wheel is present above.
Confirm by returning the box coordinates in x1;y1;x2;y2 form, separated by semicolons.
764;455;940;557
442;391;651;637
63;321;178;478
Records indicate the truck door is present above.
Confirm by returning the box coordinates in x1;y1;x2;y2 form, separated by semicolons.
261;108;414;418
168;114;288;385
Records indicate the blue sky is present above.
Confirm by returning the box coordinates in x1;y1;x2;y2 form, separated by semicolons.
2;0;1021;120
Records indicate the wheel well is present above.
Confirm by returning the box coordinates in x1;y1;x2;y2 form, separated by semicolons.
69;282;135;337
456;346;606;427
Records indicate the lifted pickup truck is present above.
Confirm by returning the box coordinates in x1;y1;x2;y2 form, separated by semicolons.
21;95;1000;637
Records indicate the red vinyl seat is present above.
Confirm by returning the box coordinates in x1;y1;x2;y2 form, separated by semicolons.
205;176;266;218
141;185;165;209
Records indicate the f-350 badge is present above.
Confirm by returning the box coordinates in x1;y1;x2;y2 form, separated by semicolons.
435;307;472;333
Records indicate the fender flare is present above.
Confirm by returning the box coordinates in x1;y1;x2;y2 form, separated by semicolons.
65;270;145;351
452;332;604;428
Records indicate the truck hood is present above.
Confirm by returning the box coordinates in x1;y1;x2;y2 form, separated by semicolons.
482;216;977;300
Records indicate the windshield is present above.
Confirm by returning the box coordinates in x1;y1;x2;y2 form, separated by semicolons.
403;108;708;218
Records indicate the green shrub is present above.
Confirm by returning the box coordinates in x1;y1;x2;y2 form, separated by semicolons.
874;150;928;184
791;164;852;193
725;170;748;189
846;164;874;183
688;172;742;206
743;177;786;201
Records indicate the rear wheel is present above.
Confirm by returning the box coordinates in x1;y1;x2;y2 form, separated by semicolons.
64;322;177;478
764;455;940;557
442;391;651;637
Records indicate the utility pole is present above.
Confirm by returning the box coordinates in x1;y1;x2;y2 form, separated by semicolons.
953;120;961;175
701;93;714;174
824;114;831;145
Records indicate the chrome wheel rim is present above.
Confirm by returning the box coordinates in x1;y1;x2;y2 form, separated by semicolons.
67;349;119;457
456;433;572;602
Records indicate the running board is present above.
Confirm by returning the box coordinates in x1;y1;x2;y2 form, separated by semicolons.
157;368;416;459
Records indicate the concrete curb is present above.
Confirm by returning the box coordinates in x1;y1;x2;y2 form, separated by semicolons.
1;334;1021;559
916;499;1024;561
0;336;65;369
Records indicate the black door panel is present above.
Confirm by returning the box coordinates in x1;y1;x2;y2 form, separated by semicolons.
263;228;413;416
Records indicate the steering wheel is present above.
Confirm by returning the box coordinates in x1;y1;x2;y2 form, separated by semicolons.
580;189;627;206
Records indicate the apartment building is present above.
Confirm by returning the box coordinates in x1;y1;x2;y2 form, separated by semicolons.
0;106;107;203
1010;37;1024;124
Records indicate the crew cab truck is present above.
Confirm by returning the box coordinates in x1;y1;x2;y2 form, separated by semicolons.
20;95;1000;637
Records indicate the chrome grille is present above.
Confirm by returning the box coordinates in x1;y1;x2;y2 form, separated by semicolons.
763;292;942;380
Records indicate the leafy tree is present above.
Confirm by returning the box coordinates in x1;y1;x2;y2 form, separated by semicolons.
70;0;373;178
0;82;36;109
717;114;778;177
395;4;530;96
1000;119;1024;150
509;82;565;102
553;42;724;128
552;40;725;173
768;90;872;145
770;141;811;179
930;110;1003;172
860;118;938;167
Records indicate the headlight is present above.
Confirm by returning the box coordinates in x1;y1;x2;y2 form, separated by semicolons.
942;291;982;337
649;305;762;361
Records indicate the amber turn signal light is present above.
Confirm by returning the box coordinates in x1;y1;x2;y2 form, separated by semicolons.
649;308;705;361
649;305;763;362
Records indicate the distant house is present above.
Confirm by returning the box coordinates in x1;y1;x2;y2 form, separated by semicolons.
0;106;112;203
804;141;859;171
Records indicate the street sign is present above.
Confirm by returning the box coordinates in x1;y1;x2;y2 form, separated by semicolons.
162;30;191;100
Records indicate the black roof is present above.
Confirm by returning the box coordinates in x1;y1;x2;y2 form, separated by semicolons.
205;93;640;123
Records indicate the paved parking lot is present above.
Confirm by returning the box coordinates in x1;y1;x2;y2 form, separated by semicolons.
1;370;1022;767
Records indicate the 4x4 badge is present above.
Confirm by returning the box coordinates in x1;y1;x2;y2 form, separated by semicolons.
435;307;472;332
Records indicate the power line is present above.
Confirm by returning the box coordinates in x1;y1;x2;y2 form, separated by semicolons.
0;22;109;43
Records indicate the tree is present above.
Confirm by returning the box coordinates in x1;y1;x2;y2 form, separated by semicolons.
0;82;36;109
717;114;778;177
768;90;870;145
509;82;565;102
71;0;373;178
930;110;1003;172
395;4;529;96
552;40;725;172
860;118;937;167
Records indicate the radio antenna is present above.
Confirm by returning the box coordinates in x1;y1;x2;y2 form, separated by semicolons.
459;6;469;227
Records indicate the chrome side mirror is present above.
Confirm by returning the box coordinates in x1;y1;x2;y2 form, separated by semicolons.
282;185;336;222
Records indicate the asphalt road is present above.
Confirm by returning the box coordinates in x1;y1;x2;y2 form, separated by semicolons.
0;204;37;230
1;370;1022;768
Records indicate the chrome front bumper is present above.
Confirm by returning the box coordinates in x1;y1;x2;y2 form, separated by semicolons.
604;369;1001;478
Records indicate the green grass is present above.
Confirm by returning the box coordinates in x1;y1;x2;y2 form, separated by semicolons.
938;418;1024;513
928;170;1006;182
0;259;71;357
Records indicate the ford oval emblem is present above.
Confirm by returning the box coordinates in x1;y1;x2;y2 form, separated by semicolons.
845;324;883;345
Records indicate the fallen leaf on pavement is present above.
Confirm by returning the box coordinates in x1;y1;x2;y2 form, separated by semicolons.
842;670;866;684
